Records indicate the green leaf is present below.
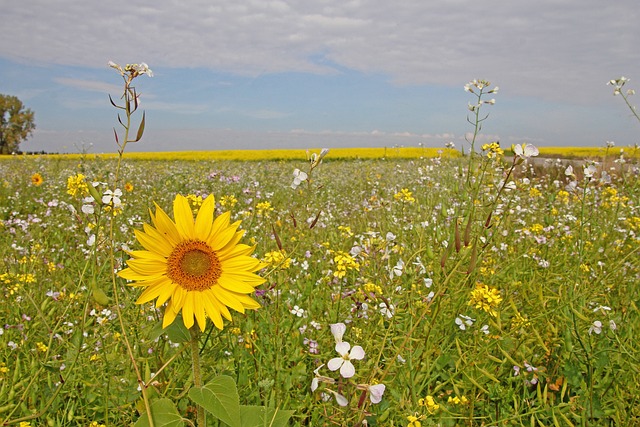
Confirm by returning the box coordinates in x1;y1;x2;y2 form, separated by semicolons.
148;315;191;343
240;405;294;427
188;375;241;427
134;398;184;427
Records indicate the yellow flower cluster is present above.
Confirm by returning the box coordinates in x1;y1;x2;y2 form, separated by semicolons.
482;142;503;158
530;223;544;234
447;395;468;405
468;283;502;317
185;194;203;208
263;250;291;269
66;173;89;197
0;362;9;377
394;188;416;203
418;395;440;413
529;187;542;198
625;216;640;230
332;251;360;278
556;190;570;204
407;414;425;427
256;201;274;216
89;422;107;427
601;187;628;209
220;194;238;208
338;225;354;238
363;282;383;295
1;272;36;296
36;342;48;353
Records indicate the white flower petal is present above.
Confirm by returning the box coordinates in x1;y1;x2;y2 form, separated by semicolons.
340;360;355;378
333;392;348;406
330;323;346;343
335;341;351;355
349;345;365;360
327;357;344;372
369;384;386;403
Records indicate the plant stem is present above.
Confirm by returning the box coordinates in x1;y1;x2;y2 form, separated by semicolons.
190;328;206;426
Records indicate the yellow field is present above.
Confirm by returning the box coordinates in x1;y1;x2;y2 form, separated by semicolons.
3;145;638;161
5;147;460;161
536;145;639;159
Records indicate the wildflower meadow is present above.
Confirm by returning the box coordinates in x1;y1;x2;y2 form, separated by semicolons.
0;68;639;426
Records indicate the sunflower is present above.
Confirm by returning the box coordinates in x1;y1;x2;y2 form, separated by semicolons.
31;173;43;186
118;194;265;331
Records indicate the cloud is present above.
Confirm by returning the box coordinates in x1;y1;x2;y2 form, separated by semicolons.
54;77;121;94
2;0;637;104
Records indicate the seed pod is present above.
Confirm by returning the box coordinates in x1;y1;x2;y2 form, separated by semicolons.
466;242;478;275
271;224;283;251
464;215;472;247
484;212;493;229
91;279;111;306
440;248;448;270
454;220;461;253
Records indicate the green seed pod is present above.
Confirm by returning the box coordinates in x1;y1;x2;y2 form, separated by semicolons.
92;285;111;306
425;244;434;259
88;182;103;205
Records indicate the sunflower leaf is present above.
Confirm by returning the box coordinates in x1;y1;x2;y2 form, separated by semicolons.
134;398;184;427
148;315;191;343
188;375;241;427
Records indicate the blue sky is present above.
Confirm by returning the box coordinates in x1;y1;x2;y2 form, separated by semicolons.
1;0;638;153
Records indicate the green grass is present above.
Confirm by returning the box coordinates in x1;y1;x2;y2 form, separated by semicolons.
0;153;639;426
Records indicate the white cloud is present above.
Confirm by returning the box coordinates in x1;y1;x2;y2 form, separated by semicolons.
54;77;121;94
2;0;637;104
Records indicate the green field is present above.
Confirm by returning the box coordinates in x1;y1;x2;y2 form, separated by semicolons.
0;151;639;426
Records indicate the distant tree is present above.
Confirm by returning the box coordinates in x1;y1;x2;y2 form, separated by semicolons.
0;94;36;154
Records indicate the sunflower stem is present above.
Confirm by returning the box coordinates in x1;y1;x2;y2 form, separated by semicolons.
190;328;206;426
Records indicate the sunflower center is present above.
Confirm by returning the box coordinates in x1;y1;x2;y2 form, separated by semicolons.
166;240;221;292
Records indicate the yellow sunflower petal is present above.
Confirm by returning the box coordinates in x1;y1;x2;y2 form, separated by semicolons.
234;293;262;310
216;230;244;254
126;258;169;276
126;250;167;262
151;280;176;308
217;274;259;294
221;271;266;286
218;241;254;261
212;287;246;314
194;195;215;239
173;194;195;240
150;203;181;245
135;228;174;257
118;266;164;282
193;294;207;332
210;225;241;252
182;293;195;329
207;211;231;246
215;295;233;321
172;285;187;312
202;292;224;329
221;255;262;271
162;300;179;328
136;282;164;305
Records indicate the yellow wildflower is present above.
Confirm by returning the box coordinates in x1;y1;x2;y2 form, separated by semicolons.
418;395;440;414
66;173;89;197
468;283;502;317
394;188;416;203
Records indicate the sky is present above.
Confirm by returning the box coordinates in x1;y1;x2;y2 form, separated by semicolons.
1;0;639;153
